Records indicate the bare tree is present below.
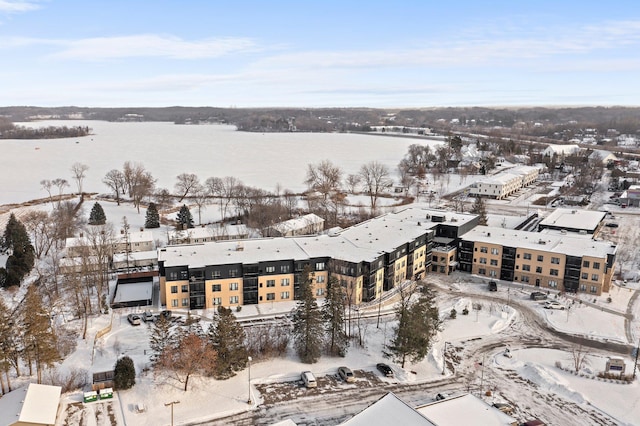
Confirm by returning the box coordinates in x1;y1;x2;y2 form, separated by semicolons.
51;178;69;207
70;162;89;195
345;174;361;194
131;170;156;213
191;183;208;225
570;345;590;373
305;160;343;225
102;169;126;205
157;331;217;391
282;189;298;218
22;211;56;258
175;173;200;203
359;161;393;215
153;188;173;211
40;179;53;204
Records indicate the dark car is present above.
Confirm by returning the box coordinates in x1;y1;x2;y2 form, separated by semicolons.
376;363;393;377
530;291;548;301
488;281;497;291
605;222;619;228
435;392;450;401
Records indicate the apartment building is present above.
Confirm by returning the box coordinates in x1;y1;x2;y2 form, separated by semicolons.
458;226;617;294
157;207;480;310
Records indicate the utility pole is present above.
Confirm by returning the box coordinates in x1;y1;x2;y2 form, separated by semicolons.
164;401;180;426
634;340;639;381
479;354;485;395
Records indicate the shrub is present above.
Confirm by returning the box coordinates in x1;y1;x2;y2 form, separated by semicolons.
450;308;457;319
462;307;469;315
114;356;136;390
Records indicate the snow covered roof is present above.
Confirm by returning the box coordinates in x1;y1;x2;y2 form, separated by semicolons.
462;226;617;258
477;172;521;185
112;250;158;262
543;144;580;156
113;281;153;304
341;392;436;425
0;383;62;426
539;208;606;233
415;394;516;426
271;213;324;234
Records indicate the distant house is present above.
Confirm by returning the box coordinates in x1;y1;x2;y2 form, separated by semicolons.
0;383;62;426
588;150;617;165
167;223;249;245
542;144;580;158
264;213;325;237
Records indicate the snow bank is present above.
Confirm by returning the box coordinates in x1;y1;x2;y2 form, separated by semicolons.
517;363;586;404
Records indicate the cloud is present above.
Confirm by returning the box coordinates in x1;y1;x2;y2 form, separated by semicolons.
49;34;258;60
0;0;40;13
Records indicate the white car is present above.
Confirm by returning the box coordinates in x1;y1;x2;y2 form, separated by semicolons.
543;300;565;310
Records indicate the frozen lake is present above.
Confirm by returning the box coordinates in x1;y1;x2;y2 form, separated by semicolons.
0;121;443;206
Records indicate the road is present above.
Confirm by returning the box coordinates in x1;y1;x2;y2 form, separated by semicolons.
198;283;630;426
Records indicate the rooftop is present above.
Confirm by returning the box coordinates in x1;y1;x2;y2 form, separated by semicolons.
539;208;606;232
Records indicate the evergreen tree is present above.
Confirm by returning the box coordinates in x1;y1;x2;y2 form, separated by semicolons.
470;196;488;226
149;315;173;363
21;286;59;383
385;285;441;368
0;297;14;394
292;265;323;363
1;214;35;287
113;356;136;390
176;204;194;230
322;277;348;357
88;202;107;225
207;306;248;379
145;202;160;229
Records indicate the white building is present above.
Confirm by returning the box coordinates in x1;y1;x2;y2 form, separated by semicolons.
0;383;62;426
542;144;580;158
265;213;325;237
469;173;522;199
168;223;249;245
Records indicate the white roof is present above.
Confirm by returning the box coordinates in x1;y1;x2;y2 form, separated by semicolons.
416;394;516;426
477;172;521;185
539;208;606;232
462;225;617;258
113;281;153;303
170;224;249;240
112;250;158;262
272;213;324;234
0;383;62;426
544;144;580;155
341;392;436;426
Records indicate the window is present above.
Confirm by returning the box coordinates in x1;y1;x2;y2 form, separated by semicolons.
478;268;486;275
551;257;560;264
432;255;438;262
179;270;189;280
229;282;238;291
522;265;530;272
549;280;557;288
169;271;178;280
583;260;590;268
581;273;588;280
230;296;239;304
281;291;290;299
229;269;238;278
266;279;276;287
491;248;499;255
592;274;599;281
171;285;178;294
212;284;221;292
550;269;559;276
489;270;497;277
537;255;544;262
479;258;487;264
480;247;488;253
580;284;587;292
590;286;597;294
535;266;542;273
281;278;290;286
315;262;325;271
316;275;325;283
212;270;221;279
182;298;189;307
181;285;188;293
522;275;530;283
212;297;221;305
593;262;600;270
316;288;325;296
281;265;290;273
266;266;275;273
523;253;532;260
266;293;275;301
171;299;178;307
490;259;498;266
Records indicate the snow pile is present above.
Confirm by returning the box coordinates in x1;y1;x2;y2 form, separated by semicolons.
517;362;586;404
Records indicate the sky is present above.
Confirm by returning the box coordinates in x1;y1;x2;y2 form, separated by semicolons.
1;0;640;108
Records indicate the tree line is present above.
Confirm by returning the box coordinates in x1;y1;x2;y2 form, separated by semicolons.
0;119;91;139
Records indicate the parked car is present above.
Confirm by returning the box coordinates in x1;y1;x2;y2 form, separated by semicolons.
301;371;317;388
376;363;394;378
142;311;155;322
605;222;619;228
338;366;355;383
127;314;141;326
493;402;514;414
503;348;513;358
530;291;548;301
435;393;450;401
543;300;565;310
488;281;497;291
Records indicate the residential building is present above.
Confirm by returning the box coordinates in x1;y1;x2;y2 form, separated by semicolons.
459;226;617;294
264;213;325;237
0;383;62;426
167;223;249;245
542;144;580;158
